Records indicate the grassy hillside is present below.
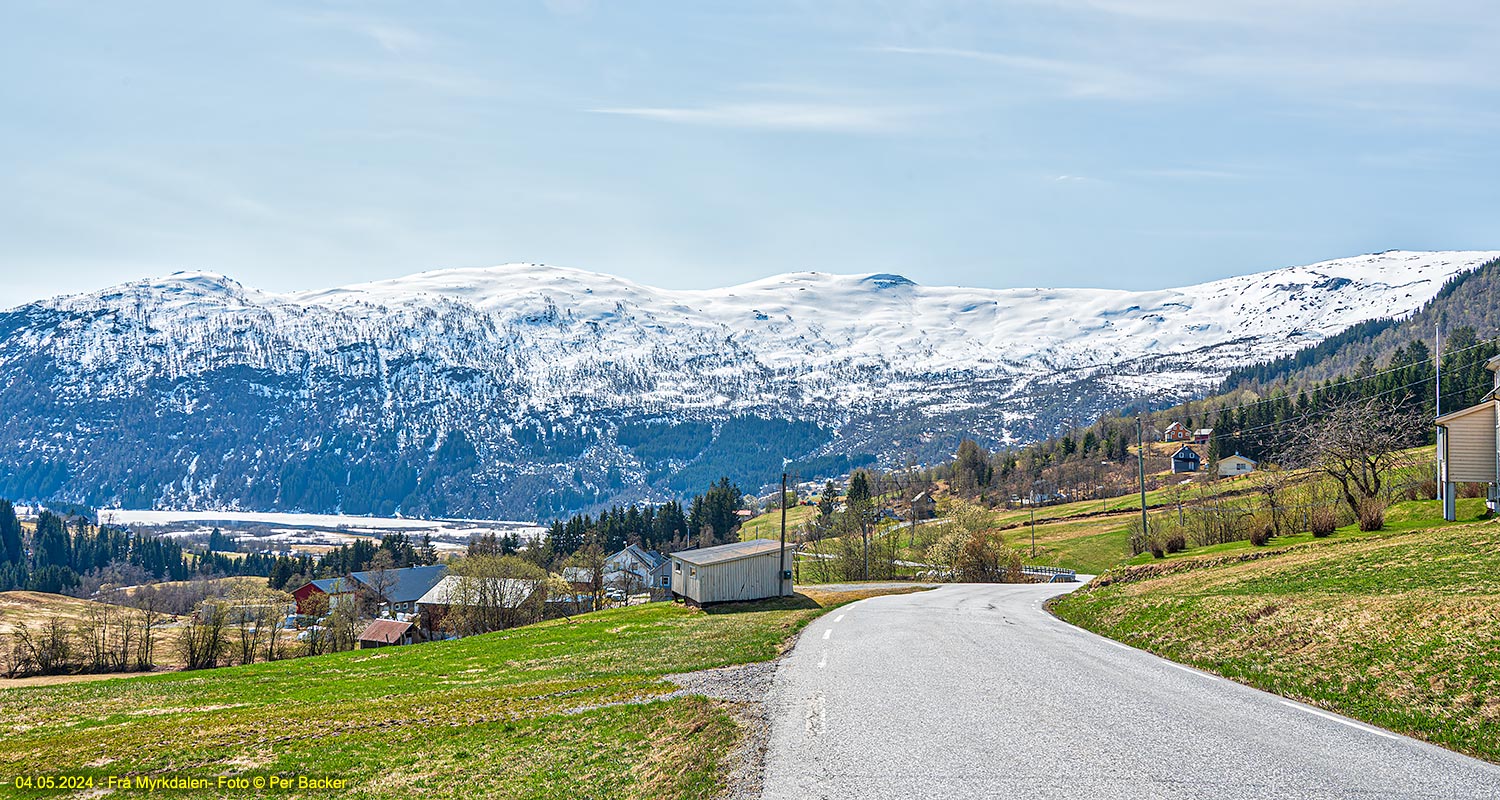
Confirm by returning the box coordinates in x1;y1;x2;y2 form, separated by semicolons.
1052;522;1500;762
0;591;157;635
0;587;902;799
739;505;817;541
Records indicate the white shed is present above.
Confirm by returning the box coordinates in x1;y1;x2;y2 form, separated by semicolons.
670;539;793;605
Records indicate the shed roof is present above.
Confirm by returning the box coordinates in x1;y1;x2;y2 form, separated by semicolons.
672;538;786;567
357;619;413;644
349;564;449;604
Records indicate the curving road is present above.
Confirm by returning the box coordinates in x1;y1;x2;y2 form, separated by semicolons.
760;582;1500;799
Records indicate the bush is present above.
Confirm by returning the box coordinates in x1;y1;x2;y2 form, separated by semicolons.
1460;482;1489;499
1249;523;1272;547
1357;499;1386;532
1149;543;1166;559
1411;478;1439;501
1164;532;1187;554
1310;507;1337;538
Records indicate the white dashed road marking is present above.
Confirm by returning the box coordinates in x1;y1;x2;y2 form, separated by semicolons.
834;614;846;623
823;629;832;640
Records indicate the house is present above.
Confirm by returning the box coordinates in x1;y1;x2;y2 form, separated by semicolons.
604;544;668;595
1192;428;1214;445
1170;445;1202;474
1162;422;1191;442
348;564;449;617
911;491;936;521
416;575;543;635
291;577;358;616
1217;453;1257;478
357;619;418;649
670;538;793;606
1436;354;1500;520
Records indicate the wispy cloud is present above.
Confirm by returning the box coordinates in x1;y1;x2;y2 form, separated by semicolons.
877;46;1166;100
589;103;914;132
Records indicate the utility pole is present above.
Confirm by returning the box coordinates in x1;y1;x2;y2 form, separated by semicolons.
1137;414;1149;538
779;472;789;596
1029;505;1036;559
1438;324;1456;521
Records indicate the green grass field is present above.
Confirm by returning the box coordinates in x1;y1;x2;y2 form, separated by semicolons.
0;587;902;799
1052;521;1500;763
739;505;817;541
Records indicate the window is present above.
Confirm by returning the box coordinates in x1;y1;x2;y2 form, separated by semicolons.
690;566;697;577
674;562;681;573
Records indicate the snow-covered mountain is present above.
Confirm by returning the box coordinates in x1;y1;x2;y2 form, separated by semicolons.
1;250;1493;519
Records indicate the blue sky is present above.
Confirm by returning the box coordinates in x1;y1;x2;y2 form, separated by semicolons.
2;1;1497;304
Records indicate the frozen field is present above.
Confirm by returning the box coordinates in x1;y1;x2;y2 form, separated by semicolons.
97;510;546;556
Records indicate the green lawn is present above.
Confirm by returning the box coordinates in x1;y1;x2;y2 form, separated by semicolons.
1052;520;1500;763
0;588;899;799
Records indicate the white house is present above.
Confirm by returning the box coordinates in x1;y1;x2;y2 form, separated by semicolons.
1217;453;1257;478
603;544;668;594
1436;354;1500;520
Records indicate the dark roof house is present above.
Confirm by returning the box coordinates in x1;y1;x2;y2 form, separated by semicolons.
1171;445;1202;474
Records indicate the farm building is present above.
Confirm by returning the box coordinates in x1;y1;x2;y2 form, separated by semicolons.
357;619;418;649
1217;453;1257;478
911;491;936;520
1170;445;1202;474
291;577;357;615
670;538;793;606
416;575;544;635
1192;428;1214;445
1162;422;1191;442
348;564;449;616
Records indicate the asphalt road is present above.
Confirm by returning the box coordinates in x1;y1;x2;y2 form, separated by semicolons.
760;582;1500;799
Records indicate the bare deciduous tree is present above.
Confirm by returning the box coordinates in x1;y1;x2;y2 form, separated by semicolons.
1289;396;1425;517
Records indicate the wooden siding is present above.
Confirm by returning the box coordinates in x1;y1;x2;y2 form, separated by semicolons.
671;548;793;604
1442;402;1497;483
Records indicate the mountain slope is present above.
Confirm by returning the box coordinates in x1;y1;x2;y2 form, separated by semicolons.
0;250;1493;519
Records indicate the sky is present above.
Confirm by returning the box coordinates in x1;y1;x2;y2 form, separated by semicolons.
2;1;1497;306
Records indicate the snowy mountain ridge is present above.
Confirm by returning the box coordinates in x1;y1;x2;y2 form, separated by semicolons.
1;250;1494;518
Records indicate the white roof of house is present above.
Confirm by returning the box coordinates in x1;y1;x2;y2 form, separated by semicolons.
1220;454;1258;465
416;575;539;607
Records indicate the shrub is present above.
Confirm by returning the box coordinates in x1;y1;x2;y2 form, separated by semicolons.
1149;539;1166;559
1411;478;1439;501
1357;499;1386;532
1249;523;1272;547
1460;482;1489;499
1310;507;1336;538
1164;532;1187;554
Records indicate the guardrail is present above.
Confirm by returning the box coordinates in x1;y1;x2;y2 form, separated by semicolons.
1021;565;1078;583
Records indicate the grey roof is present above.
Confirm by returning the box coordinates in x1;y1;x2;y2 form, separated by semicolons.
1171;445;1201;460
609;544;666;571
348;564;449;604
561;566;594;583
672;538;786;567
308;577;355;594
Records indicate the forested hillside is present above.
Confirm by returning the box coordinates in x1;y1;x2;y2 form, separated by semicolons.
932;257;1500;504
